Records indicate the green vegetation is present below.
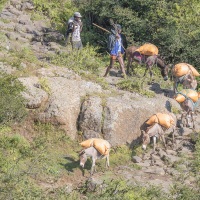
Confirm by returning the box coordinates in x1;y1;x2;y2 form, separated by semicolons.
0;0;200;199
50;44;106;75
78;0;200;68
0;74;27;125
0;122;81;199
193;133;200;174
0;0;7;12
32;0;76;32
117;78;155;97
39;77;52;95
0;47;39;73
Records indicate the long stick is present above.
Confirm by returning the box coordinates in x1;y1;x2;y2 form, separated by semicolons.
93;22;126;51
92;23;111;33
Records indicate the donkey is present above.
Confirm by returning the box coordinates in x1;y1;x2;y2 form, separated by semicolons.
173;72;197;93
142;115;177;152
179;97;199;129
79;147;110;176
142;123;167;153
126;46;169;82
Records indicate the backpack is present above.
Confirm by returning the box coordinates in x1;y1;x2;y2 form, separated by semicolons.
66;16;74;35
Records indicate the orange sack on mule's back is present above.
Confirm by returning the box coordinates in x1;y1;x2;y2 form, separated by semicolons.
136;43;158;56
146;113;174;129
174;89;199;103
173;63;200;77
79;138;95;148
80;138;111;155
93;138;111;155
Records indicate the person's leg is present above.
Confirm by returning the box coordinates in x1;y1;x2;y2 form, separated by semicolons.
72;41;81;50
103;57;115;77
78;41;83;50
117;56;126;78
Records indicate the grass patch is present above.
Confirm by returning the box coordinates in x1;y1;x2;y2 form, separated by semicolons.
0;73;27;125
0;47;38;71
80;72;109;90
0;0;7;12
39;77;51;95
117;78;155;97
0;121;81;199
109;145;132;167
50;44;106;75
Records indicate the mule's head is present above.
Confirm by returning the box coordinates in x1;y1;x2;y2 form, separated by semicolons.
157;57;170;81
79;150;87;168
161;64;170;81
141;130;150;150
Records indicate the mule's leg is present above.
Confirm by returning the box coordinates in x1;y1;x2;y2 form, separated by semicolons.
90;158;96;175
174;78;179;93
191;111;195;129
171;128;175;150
126;57;132;75
181;112;186;127
105;155;110;168
160;134;167;150
143;66;148;77
149;66;154;83
186;111;191;127
153;136;157;153
151;137;156;166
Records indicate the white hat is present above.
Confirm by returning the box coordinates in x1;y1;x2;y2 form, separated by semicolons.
74;12;82;18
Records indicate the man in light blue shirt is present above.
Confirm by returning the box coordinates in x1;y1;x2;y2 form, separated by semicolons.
103;24;126;78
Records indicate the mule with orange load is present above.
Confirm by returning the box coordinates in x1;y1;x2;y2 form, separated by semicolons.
142;112;177;152
174;89;200;128
172;63;199;93
126;43;169;82
79;138;111;175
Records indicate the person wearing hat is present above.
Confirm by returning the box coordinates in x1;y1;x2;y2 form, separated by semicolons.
103;24;126;78
65;12;83;49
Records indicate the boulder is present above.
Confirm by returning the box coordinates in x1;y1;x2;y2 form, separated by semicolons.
79;96;103;138
102;94;175;146
36;77;102;139
18;77;49;109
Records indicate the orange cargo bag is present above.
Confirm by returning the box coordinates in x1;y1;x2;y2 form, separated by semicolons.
187;63;200;77
79;138;95;148
146;113;174;129
173;63;200;77
93;138;111;155
174;89;199;103
136;43;158;56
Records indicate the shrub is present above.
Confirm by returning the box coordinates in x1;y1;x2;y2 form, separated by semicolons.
50;44;105;74
0;73;27;125
32;0;76;32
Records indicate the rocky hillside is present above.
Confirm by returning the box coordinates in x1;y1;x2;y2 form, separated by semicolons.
0;0;200;199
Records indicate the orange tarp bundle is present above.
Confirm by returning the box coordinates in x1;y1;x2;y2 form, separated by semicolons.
172;63;200;77
146;113;175;129
174;89;199;103
136;43;158;56
93;139;110;155
80;138;110;155
79;138;95;148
